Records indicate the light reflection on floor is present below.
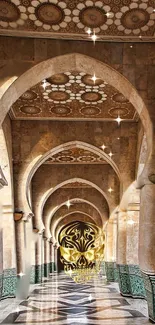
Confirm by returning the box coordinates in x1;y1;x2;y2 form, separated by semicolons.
0;272;151;325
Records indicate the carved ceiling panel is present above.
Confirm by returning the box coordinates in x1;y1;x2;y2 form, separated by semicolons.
44;147;108;164
10;71;138;120
0;0;154;41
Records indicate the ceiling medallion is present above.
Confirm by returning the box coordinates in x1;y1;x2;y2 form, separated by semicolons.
109;107;129;117
121;8;149;30
50;105;71;116
0;0;20;22
80;106;101;116
20;105;41;115
47;73;69;85
81;74;103;86
21;90;37;100
49;91;70;101
115;3;154;35
73;2;113;33
79;6;107;28
112;93;129;103
81;92;102;102
35;3;64;25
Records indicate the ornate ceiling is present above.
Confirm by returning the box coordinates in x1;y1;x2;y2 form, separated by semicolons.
44;147;108;164
0;0;154;41
62;182;92;189
10;71;138;121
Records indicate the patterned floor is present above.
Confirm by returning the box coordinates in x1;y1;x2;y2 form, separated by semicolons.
0;272;151;325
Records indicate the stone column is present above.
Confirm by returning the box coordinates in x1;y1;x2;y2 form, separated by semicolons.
126;204;145;298
1;208;17;299
35;233;43;283
139;184;155;322
49;241;54;274
43;237;50;277
54;244;58;272
15;215;28;299
117;211;131;296
105;220;117;282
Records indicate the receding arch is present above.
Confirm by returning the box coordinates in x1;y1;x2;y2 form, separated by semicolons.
0;53;152;217
46;197;104;239
24;140;120;219
38;177;110;231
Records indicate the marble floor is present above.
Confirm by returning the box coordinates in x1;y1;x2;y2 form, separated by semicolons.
0;272;152;325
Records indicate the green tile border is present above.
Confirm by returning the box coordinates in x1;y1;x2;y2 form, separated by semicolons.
49;262;56;273
35;265;42;283
0;273;3;299
128;265;146;298
105;262;116;282
2;268;17;299
117;264;131;296
117;264;146;298
142;272;155;322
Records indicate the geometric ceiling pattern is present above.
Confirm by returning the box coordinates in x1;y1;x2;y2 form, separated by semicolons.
62;182;92;189
10;71;138;120
0;0;154;41
44;147;108;164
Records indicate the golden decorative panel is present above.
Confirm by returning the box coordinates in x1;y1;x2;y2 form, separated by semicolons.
58;221;105;283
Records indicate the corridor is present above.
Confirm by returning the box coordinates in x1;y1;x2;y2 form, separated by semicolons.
0;273;149;325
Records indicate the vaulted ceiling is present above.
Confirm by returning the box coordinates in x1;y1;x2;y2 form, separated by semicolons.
10;71;138;121
0;0;154;41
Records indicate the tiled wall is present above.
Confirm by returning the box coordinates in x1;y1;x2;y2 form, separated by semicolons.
2;268;17;299
142;273;155;322
105;262;118;282
117;264;146;298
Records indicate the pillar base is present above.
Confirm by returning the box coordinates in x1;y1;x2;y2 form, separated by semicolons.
43;263;50;277
142;273;155;322
117;264;131;296
117;264;146;298
35;265;42;283
128;265;146;298
2;268;17;299
105;262;118;282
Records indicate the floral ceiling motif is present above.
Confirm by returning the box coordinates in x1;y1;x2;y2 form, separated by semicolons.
10;71;138;120
44;147;108;164
0;0;154;40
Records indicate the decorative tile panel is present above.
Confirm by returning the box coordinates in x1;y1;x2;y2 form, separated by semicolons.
142;272;155;322
117;264;131;296
128;265;146;298
105;262;116;282
2;268;17;299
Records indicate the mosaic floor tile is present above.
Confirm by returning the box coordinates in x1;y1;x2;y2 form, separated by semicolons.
0;272;151;324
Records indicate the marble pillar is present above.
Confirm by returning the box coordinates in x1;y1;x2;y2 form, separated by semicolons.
1;209;17;298
105;220;117;282
139;184;155;322
117;211;131;296
54;244;58;272
126;204;145;298
35;233;43;283
49;241;55;273
43;237;50;277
